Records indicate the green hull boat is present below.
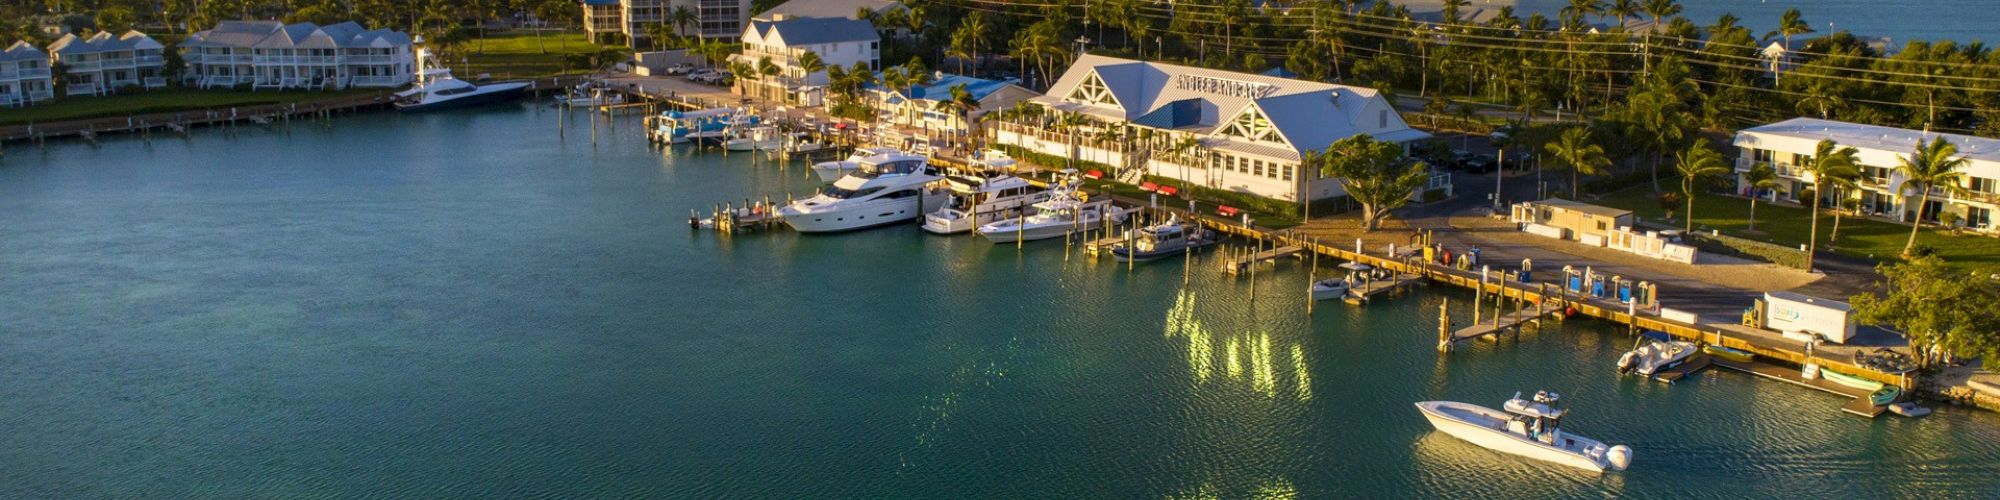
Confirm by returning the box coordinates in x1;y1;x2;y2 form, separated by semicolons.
1702;345;1755;363
1820;368;1885;392
1870;386;1903;407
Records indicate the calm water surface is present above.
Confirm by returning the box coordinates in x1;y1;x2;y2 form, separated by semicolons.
2;107;1998;497
1512;0;2000;44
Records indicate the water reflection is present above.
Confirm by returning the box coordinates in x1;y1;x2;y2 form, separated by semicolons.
1163;289;1311;401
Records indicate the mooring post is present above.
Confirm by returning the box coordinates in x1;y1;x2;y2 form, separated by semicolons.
1438;298;1452;353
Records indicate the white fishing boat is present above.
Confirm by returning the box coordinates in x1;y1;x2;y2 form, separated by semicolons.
782;132;827;155
723;126;785;151
1107;217;1221;262
776;152;948;233
1415;390;1633;473
811;146;902;182
975;183;1126;243
1616;332;1697;377
1309;278;1350;301
920;171;1051;234
967;149;1018;170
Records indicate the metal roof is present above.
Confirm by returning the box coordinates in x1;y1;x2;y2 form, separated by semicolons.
49;30;162;55
185;20;410;50
1736;117;2000;165
869;73;1024;103
754;0;898;21
1;41;47;62
749;17;878;46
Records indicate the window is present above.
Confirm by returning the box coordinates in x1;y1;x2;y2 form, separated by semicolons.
1969;207;1992;229
1219;105;1281;143
1378;110;1388;128
1254;160;1265;177
1065;71;1120;108
1282;164;1293;181
1596;221;1608;231
1970;177;1998;194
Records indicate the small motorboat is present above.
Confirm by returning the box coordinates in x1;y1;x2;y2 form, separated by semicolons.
968;149;1018;170
1309;278;1350;301
1415;390;1632;473
1888;402;1931;417
1869;385;1902;407
1108;217;1220;262
724;126;784;151
1701;344;1755;363
1616;332;1696;377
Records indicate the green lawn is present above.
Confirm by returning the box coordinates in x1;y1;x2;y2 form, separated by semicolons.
1593;187;2000;274
459;30;626;79
1;88;383;126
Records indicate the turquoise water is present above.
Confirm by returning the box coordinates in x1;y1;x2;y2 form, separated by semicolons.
3;107;1999;497
1515;0;2000;44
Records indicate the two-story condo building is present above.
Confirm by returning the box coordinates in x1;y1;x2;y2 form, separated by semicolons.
47;30;165;96
734;16;879;104
1735;117;2000;232
868;73;1036;138
991;55;1439;204
1;41;55;107
582;0;752;48
182;21;413;90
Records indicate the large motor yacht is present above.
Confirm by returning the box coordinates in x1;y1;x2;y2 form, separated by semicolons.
394;46;529;112
810;146;903;182
778;152;947;233
1415;390;1633;473
975;183;1125;243
920;171;1052;235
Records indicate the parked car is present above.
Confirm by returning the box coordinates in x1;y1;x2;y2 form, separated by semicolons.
664;63;695;75
1462;154;1498;174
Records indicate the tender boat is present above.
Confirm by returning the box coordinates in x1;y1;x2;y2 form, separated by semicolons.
1107;217;1220;262
1309;278;1351;301
1869;385;1902;407
776;152;947;233
555;83;624;106
920;171;1051;234
1701;344;1755;363
1415;390;1633;473
1616;332;1697;377
812;146;903;182
394;46;529;112
975;183;1126;243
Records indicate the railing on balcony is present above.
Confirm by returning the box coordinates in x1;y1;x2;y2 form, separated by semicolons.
65;60;103;71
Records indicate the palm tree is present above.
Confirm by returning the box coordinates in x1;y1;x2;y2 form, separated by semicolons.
670;5;698;41
1563;0;1606;23
1801;139;1860;270
728;60;755;95
1673;141;1729;233
1741;161;1782;232
1764;8;1813;81
1895;137;1972;257
1642;0;1682;27
1795;79;1846;119
1544;127;1610;200
1608;0;1639;29
756;57;781;100
948;13;990;76
797;50;825;86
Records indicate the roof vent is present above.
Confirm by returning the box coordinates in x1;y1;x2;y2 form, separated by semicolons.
1329;89;1343;107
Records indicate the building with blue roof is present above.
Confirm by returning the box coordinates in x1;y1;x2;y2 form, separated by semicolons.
991;54;1441;204
48;30;165;96
183;20;414;90
866;73;1037;137
734;16;879;104
1;41;55;107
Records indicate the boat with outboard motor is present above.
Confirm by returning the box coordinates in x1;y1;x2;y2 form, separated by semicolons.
975;182;1126;243
1107;217;1220;262
395;46;529;112
1309;278;1350;300
920;171;1052;234
654;107;753;144
1415;390;1633;473
776;151;947;233
1617;332;1697;377
724;126;785;151
811;146;904;182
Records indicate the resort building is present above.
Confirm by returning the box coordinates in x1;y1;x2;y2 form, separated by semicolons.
181;21;414;90
1734;118;2000;233
753;0;901;22
990;54;1439;204
581;0;753;48
733;17;879;103
867;73;1036;138
46;30;166;96
0;41;55;107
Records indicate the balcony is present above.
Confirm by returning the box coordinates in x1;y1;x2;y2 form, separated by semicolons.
64;60;103;71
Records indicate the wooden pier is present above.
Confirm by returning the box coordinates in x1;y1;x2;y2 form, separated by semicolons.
1649;355;1711;383
1708;358;1887;418
1451;306;1561;340
1222;245;1302;275
1343;274;1423;305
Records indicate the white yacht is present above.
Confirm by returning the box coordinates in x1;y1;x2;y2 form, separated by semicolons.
778;152;947;233
1416;390;1633;473
723;126;785;151
811;146;902;182
967;149;1018;170
920;171;1051;234
394;46;529;112
1107;217;1220;262
975;183;1125;243
782;132;827;155
1616;332;1697;377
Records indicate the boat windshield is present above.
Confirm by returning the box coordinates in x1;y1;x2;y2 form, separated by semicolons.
854;159;927;179
823;186;884;200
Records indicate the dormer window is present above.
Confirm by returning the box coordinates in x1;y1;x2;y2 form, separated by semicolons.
1065;71;1119;108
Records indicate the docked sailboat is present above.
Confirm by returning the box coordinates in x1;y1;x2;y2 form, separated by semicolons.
1107;217;1220;262
1415;390;1633;473
1616;332;1697;377
975;183;1126;243
920;171;1051;234
776;151;947;233
811;146;902;182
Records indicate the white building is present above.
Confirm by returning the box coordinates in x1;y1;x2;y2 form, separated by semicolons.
1734;117;2000;232
47;30;165;96
0;41;55;107
734;17;878;103
868;73;1036;137
582;0;753;48
753;0;901;22
992;55;1438;204
182;21;414;90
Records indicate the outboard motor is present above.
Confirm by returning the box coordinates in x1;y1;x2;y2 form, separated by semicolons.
1616;351;1638;374
1607;445;1634;471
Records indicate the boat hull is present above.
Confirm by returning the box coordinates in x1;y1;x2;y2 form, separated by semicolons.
1415;402;1611;473
977;223;1092;244
1702;345;1755;363
1111;239;1219;262
1821;369;1885;391
397;82;529;112
1310;281;1350;301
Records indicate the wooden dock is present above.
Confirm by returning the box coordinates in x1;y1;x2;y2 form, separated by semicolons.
1451;306;1561;340
1708;358;1886;418
1344;274;1423;305
1649;355;1712;383
1222;245;1302;275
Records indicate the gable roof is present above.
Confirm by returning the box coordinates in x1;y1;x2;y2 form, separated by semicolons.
1;41;47;63
867;73;1027;103
49;30;162;55
185;20;410;50
751;17;878;46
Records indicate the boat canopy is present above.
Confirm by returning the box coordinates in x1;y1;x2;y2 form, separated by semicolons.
1503;398;1565;419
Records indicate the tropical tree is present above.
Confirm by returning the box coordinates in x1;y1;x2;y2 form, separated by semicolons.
1544;126;1610;200
939;83;982;147
671;5;698;41
1764;8;1813;81
1895;136;1972;257
796;50;825;87
1672;141;1729;233
1312;135;1432;231
1851;256;2000;369
1741;161;1782;232
947;13;990;76
1801;139;1860;271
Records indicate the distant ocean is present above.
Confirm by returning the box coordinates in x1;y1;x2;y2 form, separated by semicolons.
1496;0;2000;46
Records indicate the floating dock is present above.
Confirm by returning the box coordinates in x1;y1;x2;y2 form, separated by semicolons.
1222;245;1301;275
1451;307;1561;340
1344;274;1423;305
1708;358;1887;418
1649;355;1712;383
